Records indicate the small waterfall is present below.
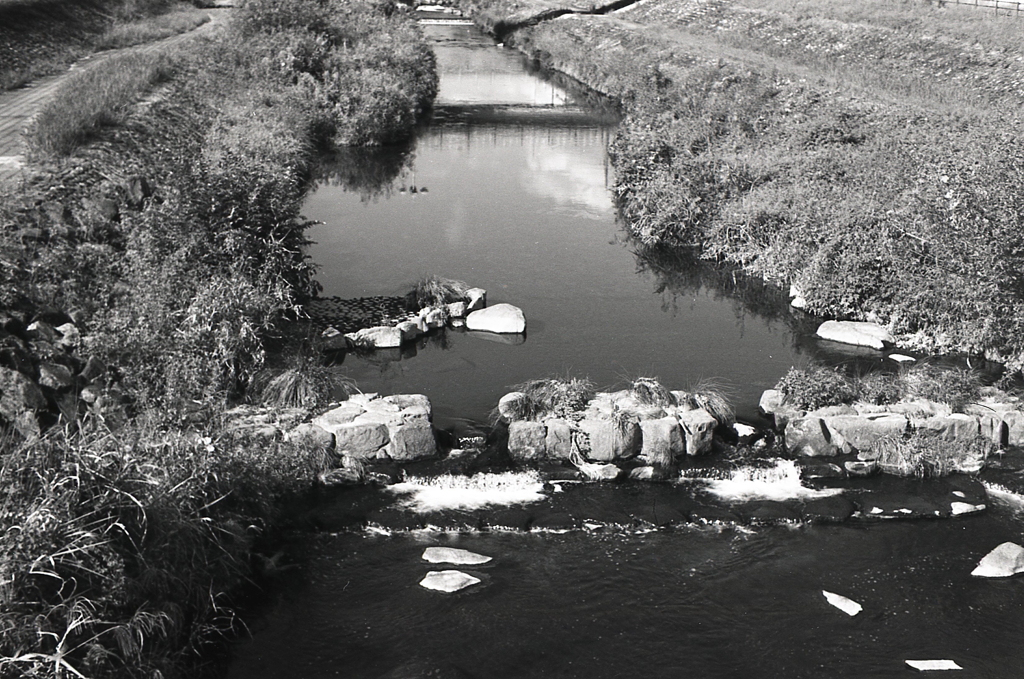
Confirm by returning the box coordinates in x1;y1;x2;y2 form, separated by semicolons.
682;459;843;502
982;481;1024;512
388;471;548;512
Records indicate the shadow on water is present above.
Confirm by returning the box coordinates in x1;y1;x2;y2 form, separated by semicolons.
312;142;419;202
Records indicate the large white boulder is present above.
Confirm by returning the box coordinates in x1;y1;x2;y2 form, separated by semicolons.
498;391;529;421
422;547;492;565
972;542;1024;578
577;418;641;461
420;570;481;593
816;320;893;350
465;303;526;334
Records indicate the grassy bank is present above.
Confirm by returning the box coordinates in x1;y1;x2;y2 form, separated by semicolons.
0;1;436;676
0;0;208;91
461;0;1024;369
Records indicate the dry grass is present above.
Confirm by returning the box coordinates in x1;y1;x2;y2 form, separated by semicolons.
412;275;470;309
27;51;175;157
96;6;210;50
872;431;990;477
736;0;1024;49
629;376;676;407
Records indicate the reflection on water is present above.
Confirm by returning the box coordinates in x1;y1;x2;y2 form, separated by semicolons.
301;22;825;430
229;18;1024;679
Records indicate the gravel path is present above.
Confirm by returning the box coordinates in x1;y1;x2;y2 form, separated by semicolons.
0;7;231;188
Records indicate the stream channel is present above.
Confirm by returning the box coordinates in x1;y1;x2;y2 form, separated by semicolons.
223;13;1024;679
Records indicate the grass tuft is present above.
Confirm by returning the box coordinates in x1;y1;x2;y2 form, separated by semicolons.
507;377;597;421
412;275;470;309
629;376;676;407
678;378;736;425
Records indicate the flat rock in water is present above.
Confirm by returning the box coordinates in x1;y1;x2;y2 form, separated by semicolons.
822;590;862;616
816;320;892;350
422;547;492;565
419;570;481;592
972;542;1024;577
905;660;962;671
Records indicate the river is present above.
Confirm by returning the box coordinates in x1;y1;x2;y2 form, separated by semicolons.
222;12;1024;679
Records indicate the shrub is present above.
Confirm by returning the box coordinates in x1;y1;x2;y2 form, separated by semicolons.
857;371;904;405
901;364;983;413
0;425;328;679
676;378;735;425
775;366;858;411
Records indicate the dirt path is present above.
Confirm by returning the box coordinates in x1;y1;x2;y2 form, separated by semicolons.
0;7;232;188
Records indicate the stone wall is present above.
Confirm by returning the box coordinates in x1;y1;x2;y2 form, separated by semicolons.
502;388;724;479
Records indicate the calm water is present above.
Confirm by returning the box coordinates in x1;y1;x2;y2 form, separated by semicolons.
300;22;893;432
225;17;1024;679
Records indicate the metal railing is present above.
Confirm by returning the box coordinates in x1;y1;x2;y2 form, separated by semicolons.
934;0;1021;16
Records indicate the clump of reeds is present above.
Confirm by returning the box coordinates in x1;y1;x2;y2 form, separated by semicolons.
630;376;676;407
872;432;990;478
412;275;470;309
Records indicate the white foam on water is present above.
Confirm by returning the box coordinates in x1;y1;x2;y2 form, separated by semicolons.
982;481;1024;511
693;459;844;502
388;471;547;513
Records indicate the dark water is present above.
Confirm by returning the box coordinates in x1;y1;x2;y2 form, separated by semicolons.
225;17;1024;679
300;21;903;432
227;498;1024;679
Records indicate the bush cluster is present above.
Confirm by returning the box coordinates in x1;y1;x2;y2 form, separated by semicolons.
774;364;985;413
0;1;438;675
496;3;1024;368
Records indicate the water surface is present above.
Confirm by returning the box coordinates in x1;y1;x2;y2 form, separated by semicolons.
303;23;857;431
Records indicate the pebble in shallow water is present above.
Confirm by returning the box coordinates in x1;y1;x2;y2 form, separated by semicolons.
422;547;493;565
419;570;481;593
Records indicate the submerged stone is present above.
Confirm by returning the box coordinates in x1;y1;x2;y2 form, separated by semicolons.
422;547;493;565
346;325;403;349
419;570;481;592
